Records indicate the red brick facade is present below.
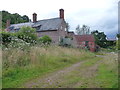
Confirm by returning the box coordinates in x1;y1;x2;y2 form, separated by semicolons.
74;35;96;52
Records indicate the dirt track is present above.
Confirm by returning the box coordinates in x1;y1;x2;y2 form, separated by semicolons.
23;52;118;88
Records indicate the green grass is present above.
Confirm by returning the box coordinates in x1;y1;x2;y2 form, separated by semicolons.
40;56;102;88
0;49;2;89
2;46;95;88
95;64;118;88
2;46;118;88
94;54;118;88
41;52;118;88
57;57;102;88
80;57;102;67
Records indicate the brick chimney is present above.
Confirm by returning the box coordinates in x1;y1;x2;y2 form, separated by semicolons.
59;9;64;19
33;13;37;23
6;19;10;28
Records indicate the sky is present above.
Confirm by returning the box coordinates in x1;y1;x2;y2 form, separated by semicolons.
0;0;119;38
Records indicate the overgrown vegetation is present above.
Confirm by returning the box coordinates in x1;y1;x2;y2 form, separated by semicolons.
1;26;95;88
1;26;118;88
16;26;38;44
2;46;95;88
116;39;120;50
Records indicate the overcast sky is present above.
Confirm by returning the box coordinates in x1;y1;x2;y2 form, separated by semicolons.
0;0;119;38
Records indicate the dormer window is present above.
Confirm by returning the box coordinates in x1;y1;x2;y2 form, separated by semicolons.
36;25;41;30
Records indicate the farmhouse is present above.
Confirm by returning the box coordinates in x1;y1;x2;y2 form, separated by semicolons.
6;9;96;52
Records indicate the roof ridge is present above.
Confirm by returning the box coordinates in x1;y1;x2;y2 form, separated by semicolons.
37;17;60;22
10;22;33;26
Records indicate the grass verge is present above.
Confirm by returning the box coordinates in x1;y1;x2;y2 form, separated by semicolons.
2;46;95;88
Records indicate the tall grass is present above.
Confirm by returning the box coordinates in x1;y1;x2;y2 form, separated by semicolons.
0;47;2;89
2;45;95;88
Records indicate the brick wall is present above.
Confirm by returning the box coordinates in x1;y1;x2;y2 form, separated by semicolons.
37;30;60;44
37;20;67;45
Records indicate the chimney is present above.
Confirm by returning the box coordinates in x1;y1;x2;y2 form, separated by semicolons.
6;19;10;28
59;9;64;19
33;13;37;23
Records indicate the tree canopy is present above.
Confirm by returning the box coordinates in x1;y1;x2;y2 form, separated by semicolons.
117;33;120;38
75;25;90;35
91;30;107;48
1;10;30;29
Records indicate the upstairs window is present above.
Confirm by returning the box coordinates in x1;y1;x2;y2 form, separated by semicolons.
65;28;67;31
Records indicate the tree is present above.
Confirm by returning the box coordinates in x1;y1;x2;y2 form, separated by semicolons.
75;25;81;35
91;30;107;48
116;33;120;50
75;25;90;35
117;33;120;38
66;22;70;32
1;10;30;28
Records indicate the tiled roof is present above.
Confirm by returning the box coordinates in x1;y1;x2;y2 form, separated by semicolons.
106;38;117;41
75;35;95;42
9;22;34;30
9;18;65;31
33;18;64;31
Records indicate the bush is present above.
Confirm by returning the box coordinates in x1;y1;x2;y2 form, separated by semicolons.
0;31;14;46
16;26;38;44
7;37;30;50
38;35;52;45
1;27;38;48
116;39;120;50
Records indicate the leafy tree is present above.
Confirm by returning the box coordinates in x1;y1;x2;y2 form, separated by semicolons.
116;33;120;50
66;22;70;32
75;25;90;35
1;10;30;29
117;34;120;38
75;25;81;35
16;26;37;44
91;30;107;48
22;15;29;22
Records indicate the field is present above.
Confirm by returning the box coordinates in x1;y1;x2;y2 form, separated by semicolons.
2;46;118;88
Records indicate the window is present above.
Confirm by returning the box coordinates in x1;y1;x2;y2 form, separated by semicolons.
36;25;41;30
65;28;67;31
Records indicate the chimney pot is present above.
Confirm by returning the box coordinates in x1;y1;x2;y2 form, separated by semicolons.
59;9;64;19
33;13;37;23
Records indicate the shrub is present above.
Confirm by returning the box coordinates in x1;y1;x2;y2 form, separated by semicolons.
7;37;30;50
16;26;38;44
38;35;52;45
0;31;14;46
116;39;120;50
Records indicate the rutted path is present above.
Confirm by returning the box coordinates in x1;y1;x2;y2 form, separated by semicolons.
24;59;101;88
23;52;118;88
24;60;87;88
